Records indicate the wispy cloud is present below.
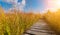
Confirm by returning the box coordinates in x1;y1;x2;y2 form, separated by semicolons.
1;0;18;4
21;0;26;6
16;0;26;11
1;0;26;11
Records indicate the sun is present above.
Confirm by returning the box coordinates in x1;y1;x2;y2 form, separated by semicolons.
47;0;60;12
55;0;60;5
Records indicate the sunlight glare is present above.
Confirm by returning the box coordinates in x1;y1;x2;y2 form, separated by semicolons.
48;0;60;12
56;0;60;5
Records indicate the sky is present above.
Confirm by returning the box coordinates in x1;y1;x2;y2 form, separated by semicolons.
0;0;60;13
46;0;60;12
0;0;46;13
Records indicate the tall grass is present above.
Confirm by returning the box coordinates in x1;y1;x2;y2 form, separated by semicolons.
43;10;60;34
0;7;40;35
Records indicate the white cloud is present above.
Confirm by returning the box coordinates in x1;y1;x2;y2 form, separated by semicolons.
18;0;26;10
12;0;26;11
21;0;26;5
8;0;26;11
3;0;18;4
2;0;26;11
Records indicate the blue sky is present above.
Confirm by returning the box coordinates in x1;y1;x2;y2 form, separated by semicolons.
0;0;45;12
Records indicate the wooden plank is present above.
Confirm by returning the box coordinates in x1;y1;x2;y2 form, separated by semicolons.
24;20;56;35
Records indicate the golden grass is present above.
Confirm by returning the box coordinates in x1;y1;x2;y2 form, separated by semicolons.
44;10;60;34
0;7;40;35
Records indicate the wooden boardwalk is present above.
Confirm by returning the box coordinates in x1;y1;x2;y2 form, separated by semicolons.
24;20;56;35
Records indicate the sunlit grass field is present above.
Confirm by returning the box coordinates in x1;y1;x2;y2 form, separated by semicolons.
0;7;41;35
43;10;60;34
1;6;60;35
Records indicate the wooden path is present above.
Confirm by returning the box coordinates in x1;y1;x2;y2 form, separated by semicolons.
24;20;56;35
